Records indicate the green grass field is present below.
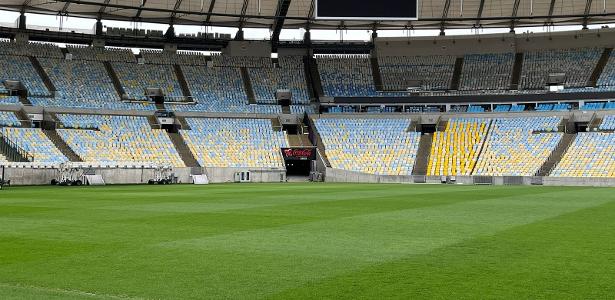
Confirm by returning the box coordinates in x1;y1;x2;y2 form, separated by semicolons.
1;184;614;299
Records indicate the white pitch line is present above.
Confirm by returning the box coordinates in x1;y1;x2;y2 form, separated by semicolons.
0;282;148;300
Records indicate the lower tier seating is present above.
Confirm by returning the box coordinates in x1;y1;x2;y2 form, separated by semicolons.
551;132;615;177
473;117;563;176
56;114;184;167
0;128;66;163
181;118;288;168
315;118;421;175
428;118;490;176
599;115;615;131
0;95;20;105
0;111;20;127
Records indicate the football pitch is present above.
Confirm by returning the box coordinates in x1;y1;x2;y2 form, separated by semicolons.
1;183;614;299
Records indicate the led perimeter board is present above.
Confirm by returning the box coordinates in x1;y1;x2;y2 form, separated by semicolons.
315;0;418;20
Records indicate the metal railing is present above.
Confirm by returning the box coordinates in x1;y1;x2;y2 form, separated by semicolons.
0;131;34;162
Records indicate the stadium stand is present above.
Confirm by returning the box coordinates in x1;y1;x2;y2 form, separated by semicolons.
0;41;63;58
112;62;184;101
210;55;270;68
36;58;154;110
0;111;20;127
597;51;615;89
428;118;490;176
67;45;136;62
599;115;615;130
315;118;421;175
460;53;515;91
520;48;601;89
581;102;606;110
290;105;315;114
0;55;50;96
0;95;19;105
378;55;456;91
473;117;563;176
248;56;310;104
316;55;377;97
1;127;66;163
181;118;287;168
551;132;615;177
56;114;184;167
165;65;281;113
140;49;208;66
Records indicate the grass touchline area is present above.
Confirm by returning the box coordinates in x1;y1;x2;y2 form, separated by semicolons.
1;184;614;299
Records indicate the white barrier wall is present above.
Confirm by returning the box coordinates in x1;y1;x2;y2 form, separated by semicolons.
2;167;193;186
205;167;286;183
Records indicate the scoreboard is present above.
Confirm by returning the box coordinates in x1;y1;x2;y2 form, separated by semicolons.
316;0;418;20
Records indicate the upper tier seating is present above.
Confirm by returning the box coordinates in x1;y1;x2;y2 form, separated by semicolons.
1;128;66;163
290;105;315;114
56;114;184;167
0;111;21;127
67;46;135;62
165;65;281;113
140;49;208;66
0;95;19;105
536;103;572;111
378;55;456;91
317;55;377;97
581;102;606;110
315;118;421;175
551;132;615;177
327;106;357;114
112;62;184;101
249;56;310;104
211;55;270;68
473;117;563;176
181;118;288;168
0;55;50;96
428;118;490;176
36;58;154;111
460;53;514;91
597;51;615;89
520;48;601;89
0;41;63;58
599;115;615;131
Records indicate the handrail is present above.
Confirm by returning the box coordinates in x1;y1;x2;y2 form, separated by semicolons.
0;131;34;162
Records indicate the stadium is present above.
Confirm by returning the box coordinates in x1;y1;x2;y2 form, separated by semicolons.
1;0;615;298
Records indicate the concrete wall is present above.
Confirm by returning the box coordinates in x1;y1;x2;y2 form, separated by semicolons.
1;166;193;186
325;169;615;187
205;167;286;184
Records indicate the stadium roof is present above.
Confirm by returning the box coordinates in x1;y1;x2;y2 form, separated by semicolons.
1;0;615;31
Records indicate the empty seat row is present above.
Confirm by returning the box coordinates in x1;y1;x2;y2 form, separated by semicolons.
140;49;209;66
249;56;310;104
317;55;378;97
112;62;184;101
56;114;184;167
428;118;490;176
1;127;67;163
181;118;288;168
0;111;20;127
520;48;601;89
378;55;456;91
551;132;615;177
473;117;563;176
0;55;50;96
315;118;421;175
67;45;136;62
460;53;515;91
